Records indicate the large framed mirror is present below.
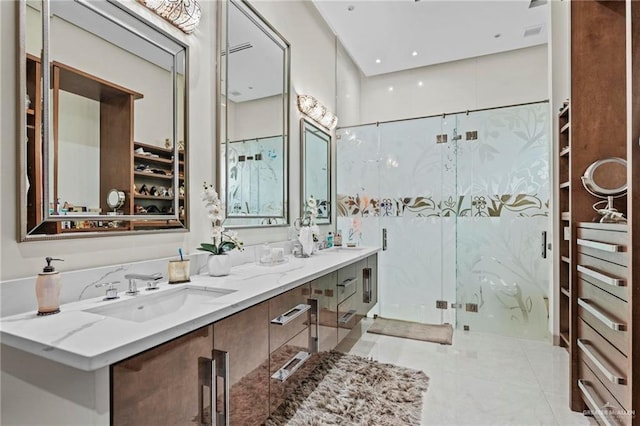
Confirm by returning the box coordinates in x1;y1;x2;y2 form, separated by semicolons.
19;0;188;240
217;0;290;228
301;118;331;224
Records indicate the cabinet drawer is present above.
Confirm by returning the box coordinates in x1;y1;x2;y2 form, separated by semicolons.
578;279;628;356
577;253;627;301
577;319;628;409
310;272;338;352
337;294;363;343
579;361;631;426
337;275;358;304
337;263;357;301
269;331;317;416
269;286;311;353
577;226;628;247
577;244;627;268
577;224;627;268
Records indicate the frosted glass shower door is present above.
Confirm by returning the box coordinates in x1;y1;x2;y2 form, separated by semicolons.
453;104;551;338
337;116;458;325
336;102;551;338
336;124;381;251
375;117;458;325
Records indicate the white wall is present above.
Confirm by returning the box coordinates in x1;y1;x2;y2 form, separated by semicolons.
351;44;548;124
1;0;216;280
1;0;339;281
228;95;282;141
236;0;338;245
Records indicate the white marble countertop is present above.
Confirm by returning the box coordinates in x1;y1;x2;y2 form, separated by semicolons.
0;247;379;371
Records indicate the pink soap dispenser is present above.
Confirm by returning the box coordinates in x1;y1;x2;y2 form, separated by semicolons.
35;257;64;316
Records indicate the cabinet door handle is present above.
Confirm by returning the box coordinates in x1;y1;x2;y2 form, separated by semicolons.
213;350;229;426
577;339;626;385
577;238;624;253
210;357;216;426
577;298;626;331
577;380;614;426
198;357;214;426
270;303;311;325
308;298;319;353
337;277;357;287
382;228;387;251
338;309;357;325
271;351;310;382
577;265;625;287
362;268;372;303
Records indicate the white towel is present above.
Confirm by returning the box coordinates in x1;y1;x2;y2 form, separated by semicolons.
298;227;314;256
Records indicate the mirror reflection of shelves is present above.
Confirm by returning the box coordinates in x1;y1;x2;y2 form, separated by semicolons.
132;141;186;230
25;54;43;231
557;102;571;353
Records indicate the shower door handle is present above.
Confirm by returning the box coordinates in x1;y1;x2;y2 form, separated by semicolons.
541;231;547;259
382;228;387;251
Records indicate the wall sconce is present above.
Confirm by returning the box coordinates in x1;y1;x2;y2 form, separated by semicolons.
139;0;201;34
297;94;338;130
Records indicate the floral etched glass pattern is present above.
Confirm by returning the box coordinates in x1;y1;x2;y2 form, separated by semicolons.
336;102;550;339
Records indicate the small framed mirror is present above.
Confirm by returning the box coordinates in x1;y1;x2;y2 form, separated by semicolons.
217;0;290;228
301;118;331;224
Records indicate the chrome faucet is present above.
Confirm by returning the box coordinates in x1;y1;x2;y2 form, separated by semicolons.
124;273;162;294
95;281;120;300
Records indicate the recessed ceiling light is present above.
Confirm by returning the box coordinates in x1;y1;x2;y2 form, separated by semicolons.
418;81;423;87
347;5;355;11
494;33;501;38
375;58;381;64
388;86;394;92
412;51;418;57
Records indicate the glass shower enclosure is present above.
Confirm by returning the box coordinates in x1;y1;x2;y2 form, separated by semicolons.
336;102;551;339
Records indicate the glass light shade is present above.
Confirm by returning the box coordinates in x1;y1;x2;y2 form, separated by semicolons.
140;0;201;34
297;94;338;130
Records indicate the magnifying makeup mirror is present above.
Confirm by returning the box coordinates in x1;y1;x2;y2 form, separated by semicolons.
581;157;627;223
106;189;125;214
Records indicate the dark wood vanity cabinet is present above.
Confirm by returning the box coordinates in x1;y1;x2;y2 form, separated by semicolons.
213;301;270;425
110;253;379;425
268;284;315;416
337;254;378;344
111;302;270;426
111;325;215;426
310;271;338;352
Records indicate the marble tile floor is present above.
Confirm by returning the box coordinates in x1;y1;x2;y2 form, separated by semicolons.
336;319;597;426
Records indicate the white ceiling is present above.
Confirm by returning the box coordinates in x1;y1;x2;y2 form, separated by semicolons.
312;0;549;77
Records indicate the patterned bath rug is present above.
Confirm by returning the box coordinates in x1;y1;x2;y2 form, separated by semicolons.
367;317;454;345
266;350;429;426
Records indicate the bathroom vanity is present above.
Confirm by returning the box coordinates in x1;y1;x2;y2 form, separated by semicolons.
0;247;378;425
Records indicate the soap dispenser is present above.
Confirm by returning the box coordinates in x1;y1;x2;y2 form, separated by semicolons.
35;257;64;316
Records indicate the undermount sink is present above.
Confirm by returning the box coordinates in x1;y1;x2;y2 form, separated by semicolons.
85;286;235;323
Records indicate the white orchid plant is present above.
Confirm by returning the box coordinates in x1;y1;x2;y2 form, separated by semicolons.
301;195;320;242
302;195;318;226
198;182;243;255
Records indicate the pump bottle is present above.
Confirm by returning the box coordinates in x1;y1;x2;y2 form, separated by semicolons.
35;257;63;315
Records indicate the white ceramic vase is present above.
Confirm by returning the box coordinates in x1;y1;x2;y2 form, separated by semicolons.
207;254;231;277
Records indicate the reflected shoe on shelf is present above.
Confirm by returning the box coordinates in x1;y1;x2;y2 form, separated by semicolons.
135;204;147;214
139;184;149;195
